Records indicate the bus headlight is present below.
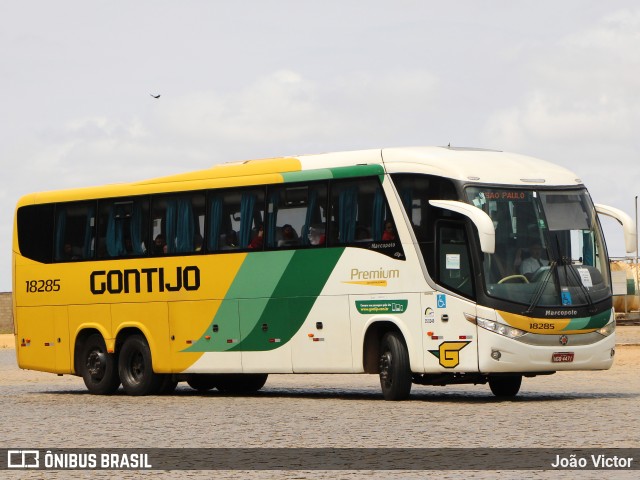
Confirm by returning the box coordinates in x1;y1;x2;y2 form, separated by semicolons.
476;317;527;339
596;321;615;337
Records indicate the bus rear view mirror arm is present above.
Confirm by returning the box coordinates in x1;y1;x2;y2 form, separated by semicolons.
595;204;637;254
429;200;495;254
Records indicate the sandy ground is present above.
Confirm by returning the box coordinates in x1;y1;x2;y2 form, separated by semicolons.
0;334;14;349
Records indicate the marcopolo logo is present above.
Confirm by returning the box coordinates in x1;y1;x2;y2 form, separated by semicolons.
90;266;200;295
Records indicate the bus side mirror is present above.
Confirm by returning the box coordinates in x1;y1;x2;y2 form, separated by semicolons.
429;200;495;254
595;204;637;254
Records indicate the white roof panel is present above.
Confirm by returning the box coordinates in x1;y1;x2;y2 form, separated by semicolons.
380;146;582;186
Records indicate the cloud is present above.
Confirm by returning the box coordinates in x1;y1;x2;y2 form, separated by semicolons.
152;68;440;151
155;70;330;145
8;67;442;197
481;8;640;258
483;8;640;154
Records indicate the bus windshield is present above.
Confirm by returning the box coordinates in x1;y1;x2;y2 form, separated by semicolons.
465;186;610;309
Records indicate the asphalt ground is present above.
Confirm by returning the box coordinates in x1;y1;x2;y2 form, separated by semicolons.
1;328;639;479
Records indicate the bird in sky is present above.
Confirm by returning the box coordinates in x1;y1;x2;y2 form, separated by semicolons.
150;93;161;99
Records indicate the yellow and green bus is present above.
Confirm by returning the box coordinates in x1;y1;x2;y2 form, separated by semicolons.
12;147;636;399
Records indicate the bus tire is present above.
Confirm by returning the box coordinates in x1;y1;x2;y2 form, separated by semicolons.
80;333;120;395
489;375;522;397
378;332;412;401
187;374;218;392
118;334;162;396
157;375;178;394
216;374;268;393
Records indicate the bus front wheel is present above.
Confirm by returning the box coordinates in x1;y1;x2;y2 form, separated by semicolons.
80;333;120;395
489;375;522;397
118;335;162;396
378;332;412;401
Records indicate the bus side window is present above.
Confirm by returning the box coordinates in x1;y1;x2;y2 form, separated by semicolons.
207;187;265;251
244;189;266;249
265;182;328;249
391;173;458;273
97;198;149;258
54;201;96;262
17;204;55;263
329;177;393;246
151;193;205;255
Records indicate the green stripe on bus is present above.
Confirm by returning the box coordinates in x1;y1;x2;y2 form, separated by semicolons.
229;247;345;351
329;164;385;179
281;164;385;183
186;248;344;352
281;169;334;183
185;251;295;352
562;309;611;331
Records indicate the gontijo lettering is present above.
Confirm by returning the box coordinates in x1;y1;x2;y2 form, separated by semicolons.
90;266;200;294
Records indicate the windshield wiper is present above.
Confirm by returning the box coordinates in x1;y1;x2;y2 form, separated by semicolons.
524;238;558;315
524;260;557;315
524;237;597;315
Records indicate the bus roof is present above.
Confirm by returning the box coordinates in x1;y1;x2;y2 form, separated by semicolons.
297;146;582;187
17;146;583;206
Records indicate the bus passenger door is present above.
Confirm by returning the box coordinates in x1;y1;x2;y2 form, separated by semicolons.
422;220;479;373
422;293;478;372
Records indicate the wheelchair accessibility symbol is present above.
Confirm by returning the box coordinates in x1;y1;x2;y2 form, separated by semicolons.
436;294;446;308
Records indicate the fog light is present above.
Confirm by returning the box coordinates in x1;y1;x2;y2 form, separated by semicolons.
491;350;501;360
611;348;615;358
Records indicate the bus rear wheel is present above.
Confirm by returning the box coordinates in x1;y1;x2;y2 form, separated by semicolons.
378;332;412;401
215;374;268;393
118;335;162;396
157;375;178;394
489;375;522;398
187;374;219;392
80;333;120;395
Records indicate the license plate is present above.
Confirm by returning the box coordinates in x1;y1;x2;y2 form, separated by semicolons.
552;352;574;363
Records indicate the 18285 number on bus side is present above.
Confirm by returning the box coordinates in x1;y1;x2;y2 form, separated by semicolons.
25;279;61;293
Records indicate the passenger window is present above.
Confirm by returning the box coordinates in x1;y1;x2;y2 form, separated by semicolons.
207;187;265;251
329;178;397;247
17;204;55;263
151;192;205;255
97;198;149;258
54;202;96;261
265;182;328;248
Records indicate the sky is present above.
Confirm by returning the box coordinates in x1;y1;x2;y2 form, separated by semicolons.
1;0;639;292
